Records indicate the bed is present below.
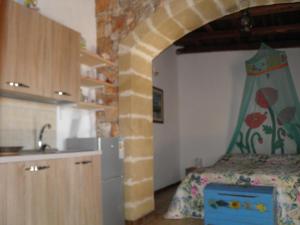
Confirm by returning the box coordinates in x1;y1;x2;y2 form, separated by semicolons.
165;154;300;225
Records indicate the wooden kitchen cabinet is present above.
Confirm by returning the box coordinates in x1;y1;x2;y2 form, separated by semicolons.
0;162;25;225
0;0;43;96
79;156;102;225
57;156;102;225
0;155;102;225
56;157;81;225
50;22;80;102
0;0;80;102
24;160;58;225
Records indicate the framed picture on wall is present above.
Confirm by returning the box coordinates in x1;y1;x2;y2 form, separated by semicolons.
153;86;164;123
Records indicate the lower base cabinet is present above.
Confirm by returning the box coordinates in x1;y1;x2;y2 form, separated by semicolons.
0;155;102;225
57;156;102;225
25;160;58;225
0;162;25;225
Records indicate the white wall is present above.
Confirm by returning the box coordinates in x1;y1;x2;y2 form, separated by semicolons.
38;0;97;51
153;47;181;190
177;48;300;178
36;0;98;149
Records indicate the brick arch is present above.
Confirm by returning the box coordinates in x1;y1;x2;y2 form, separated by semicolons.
119;0;297;221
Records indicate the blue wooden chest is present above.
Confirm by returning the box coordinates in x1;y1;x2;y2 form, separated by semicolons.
204;183;276;225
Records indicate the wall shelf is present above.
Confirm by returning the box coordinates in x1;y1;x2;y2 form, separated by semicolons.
79;49;114;68
79;50;116;113
80;77;115;88
77;102;116;111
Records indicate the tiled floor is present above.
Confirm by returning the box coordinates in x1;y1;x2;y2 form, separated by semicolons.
143;184;203;225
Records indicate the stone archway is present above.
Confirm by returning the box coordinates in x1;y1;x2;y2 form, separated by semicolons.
119;0;298;221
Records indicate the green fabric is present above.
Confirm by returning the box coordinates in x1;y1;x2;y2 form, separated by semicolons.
227;44;300;154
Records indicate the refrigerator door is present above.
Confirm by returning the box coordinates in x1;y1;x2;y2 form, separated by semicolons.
102;176;125;225
101;137;123;180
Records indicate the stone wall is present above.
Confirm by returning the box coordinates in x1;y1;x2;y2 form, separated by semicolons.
96;0;163;64
95;0;164;138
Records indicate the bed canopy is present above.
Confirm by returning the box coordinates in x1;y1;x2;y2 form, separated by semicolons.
227;44;300;155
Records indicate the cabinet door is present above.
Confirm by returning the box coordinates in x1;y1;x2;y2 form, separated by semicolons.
0;0;80;102
57;156;102;225
56;157;81;225
0;0;43;96
93;156;102;225
0;162;25;225
51;23;80;102
24;160;58;225
79;156;102;225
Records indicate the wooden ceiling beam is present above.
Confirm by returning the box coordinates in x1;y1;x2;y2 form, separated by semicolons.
204;24;214;32
175;23;300;46
223;3;300;20
176;40;300;54
174;3;300;54
249;3;300;16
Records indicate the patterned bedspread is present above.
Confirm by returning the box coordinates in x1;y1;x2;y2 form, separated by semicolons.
165;154;300;225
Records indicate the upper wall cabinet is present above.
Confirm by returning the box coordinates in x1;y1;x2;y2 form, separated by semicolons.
50;22;80;102
0;0;80;103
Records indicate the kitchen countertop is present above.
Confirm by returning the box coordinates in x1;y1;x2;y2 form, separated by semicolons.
0;150;101;163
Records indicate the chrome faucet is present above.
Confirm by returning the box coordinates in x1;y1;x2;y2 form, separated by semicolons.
38;123;51;151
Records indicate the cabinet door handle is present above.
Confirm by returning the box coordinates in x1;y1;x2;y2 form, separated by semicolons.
54;91;71;96
25;165;37;172
37;165;50;171
25;165;50;172
7;81;30;88
74;161;92;165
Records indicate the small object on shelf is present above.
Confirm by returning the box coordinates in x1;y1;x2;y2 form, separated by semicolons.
80;36;87;49
96;108;118;123
80;89;86;102
97;122;112;138
111;123;119;137
104;97;114;106
96;99;104;105
26;0;39;10
96;72;107;81
89;69;97;79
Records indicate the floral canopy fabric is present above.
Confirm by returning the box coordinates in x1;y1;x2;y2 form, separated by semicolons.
227;44;300;155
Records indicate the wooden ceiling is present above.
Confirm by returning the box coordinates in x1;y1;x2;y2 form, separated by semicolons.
175;3;300;54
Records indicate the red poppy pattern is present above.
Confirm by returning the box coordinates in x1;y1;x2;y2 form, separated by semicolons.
245;112;267;129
